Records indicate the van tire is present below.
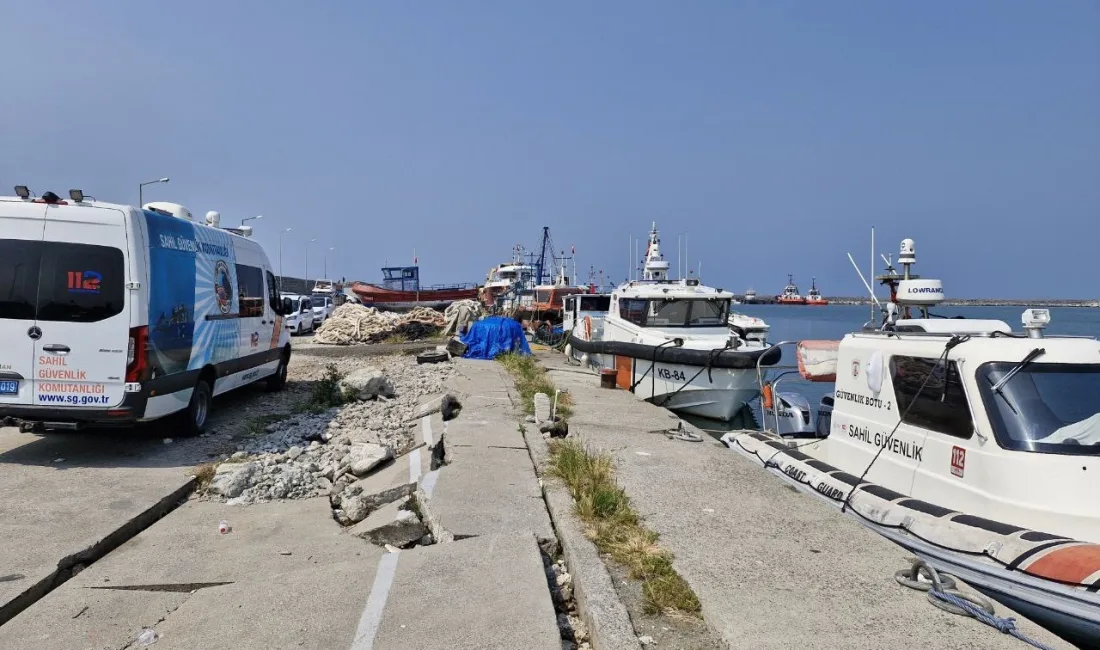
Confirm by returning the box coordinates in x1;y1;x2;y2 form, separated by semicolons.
266;352;290;392
178;380;213;437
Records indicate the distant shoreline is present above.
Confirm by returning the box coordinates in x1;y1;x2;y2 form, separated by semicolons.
737;297;1100;308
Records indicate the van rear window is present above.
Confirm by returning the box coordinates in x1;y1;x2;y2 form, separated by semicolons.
0;240;40;320
0;240;125;323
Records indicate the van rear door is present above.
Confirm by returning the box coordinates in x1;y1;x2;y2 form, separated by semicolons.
32;204;131;409
0;201;48;406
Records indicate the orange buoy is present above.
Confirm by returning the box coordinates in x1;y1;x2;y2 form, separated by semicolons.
762;382;774;410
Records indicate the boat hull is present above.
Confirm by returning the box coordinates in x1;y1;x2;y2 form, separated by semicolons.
644;371;760;421
722;431;1100;648
351;283;479;310
567;334;772;421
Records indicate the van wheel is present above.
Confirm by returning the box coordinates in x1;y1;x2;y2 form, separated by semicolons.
178;380;212;437
266;353;289;392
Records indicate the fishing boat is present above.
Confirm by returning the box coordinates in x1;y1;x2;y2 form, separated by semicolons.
722;238;1100;647
729;311;770;344
479;246;537;311
564;223;780;421
805;277;828;305
351;266;478;311
776;274;806;304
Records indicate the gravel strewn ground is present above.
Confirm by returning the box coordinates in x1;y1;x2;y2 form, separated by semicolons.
200;351;454;508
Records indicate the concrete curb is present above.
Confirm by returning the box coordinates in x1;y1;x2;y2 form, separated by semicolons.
523;424;643;650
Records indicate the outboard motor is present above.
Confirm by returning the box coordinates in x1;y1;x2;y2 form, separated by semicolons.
764;392;817;438
815;395;834;438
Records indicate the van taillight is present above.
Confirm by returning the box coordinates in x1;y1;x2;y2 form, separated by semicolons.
126;326;150;382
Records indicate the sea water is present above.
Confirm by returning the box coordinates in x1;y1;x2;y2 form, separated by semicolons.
688;304;1100;432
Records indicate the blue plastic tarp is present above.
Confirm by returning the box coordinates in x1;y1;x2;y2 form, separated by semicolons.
461;316;532;360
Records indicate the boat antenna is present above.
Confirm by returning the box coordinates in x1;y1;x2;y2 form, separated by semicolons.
847;252;883;312
870;226;875;324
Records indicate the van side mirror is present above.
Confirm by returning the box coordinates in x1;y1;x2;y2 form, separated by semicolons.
281;297;293;315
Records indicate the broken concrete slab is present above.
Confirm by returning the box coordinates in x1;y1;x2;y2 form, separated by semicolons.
425;445;554;544
342;441;394;478
340;366;396;400
0;427;197;626
371;533;561;650
415;393;462;421
0;498;382;649
349;498;428;548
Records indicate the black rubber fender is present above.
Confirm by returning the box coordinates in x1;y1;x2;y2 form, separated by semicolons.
567;334;781;369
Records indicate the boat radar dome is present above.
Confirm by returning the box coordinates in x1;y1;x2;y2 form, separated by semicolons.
891;237;944;306
143;201;193;220
205;211;221;227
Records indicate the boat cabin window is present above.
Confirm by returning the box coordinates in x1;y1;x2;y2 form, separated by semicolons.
889;356;973;438
579;295;611;312
619;299;648;326
977;362;1100;455
619;298;729;328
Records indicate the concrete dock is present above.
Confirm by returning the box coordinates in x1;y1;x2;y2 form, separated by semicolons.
0;347;1073;649
0;358;565;650
539;351;1070;650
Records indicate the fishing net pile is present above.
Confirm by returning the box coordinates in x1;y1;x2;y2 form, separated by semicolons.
441;299;483;337
313;304;446;345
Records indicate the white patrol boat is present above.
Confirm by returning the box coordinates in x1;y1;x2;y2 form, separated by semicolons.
566;223;780;421
722;238;1100;647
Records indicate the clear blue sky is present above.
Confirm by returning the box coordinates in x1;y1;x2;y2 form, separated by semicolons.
2;1;1097;298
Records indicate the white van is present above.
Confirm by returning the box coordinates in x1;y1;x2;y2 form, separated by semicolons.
0;191;292;435
281;294;315;335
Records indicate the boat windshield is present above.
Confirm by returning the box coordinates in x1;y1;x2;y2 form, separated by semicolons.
620;298;729;328
977;362;1100;455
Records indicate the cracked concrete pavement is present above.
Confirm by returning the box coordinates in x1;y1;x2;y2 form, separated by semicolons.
0;356;569;649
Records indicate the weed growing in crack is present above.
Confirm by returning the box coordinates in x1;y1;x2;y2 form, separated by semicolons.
547;438;701;616
497;353;572;418
191;462;217;488
309;364;353;409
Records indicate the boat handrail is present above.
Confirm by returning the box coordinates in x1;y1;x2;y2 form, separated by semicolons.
853;329;1097;341
754;340;811;434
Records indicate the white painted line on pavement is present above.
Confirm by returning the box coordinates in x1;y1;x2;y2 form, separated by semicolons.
421;469;440;498
350;551;400;650
421;415;433;446
408;448;422;484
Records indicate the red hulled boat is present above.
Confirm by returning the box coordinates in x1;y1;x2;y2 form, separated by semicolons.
351;266;479;311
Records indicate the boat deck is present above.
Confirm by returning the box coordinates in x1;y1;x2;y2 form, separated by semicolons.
538;351;1069;649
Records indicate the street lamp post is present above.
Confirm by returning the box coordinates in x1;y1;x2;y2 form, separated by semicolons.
278;228;292;278
304;238;317;280
138;177;169;207
324;247;335;279
241;215;263;227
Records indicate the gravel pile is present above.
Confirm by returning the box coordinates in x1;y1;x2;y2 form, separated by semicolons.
203;354;454;507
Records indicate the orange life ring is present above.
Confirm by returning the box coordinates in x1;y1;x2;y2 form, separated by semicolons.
762;382;774;410
583;315;592;341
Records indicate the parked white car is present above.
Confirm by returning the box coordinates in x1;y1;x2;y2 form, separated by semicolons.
0;194;291;435
311;295;335;325
281;294;315;336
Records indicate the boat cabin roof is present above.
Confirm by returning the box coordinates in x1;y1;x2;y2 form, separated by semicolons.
614;280;733;301
847;323;1100;366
